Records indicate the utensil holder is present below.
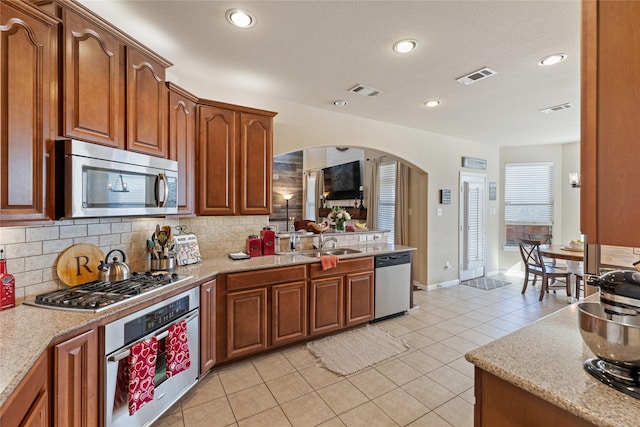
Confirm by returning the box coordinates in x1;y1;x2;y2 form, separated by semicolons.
150;257;176;272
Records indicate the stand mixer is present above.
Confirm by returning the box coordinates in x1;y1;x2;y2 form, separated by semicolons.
578;270;640;399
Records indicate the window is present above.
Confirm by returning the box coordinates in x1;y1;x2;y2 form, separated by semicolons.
504;162;553;246
305;174;317;222
377;161;396;243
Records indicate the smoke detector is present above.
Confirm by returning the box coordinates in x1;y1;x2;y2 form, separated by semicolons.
348;84;383;97
456;67;497;85
539;102;574;114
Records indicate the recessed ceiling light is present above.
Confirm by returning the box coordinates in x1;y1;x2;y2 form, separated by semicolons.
393;39;419;54
226;9;256;28
333;100;348;107
538;53;567;66
424;99;441;108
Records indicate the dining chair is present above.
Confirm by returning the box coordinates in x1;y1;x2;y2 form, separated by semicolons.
519;239;572;301
527;233;561;283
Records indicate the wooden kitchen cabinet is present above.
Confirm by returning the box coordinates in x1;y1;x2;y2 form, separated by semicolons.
167;82;197;215
272;281;308;346
0;352;49;427
345;271;374;327
220;265;307;361
126;47;169;157
309;276;344;336
60;7;124;148
309;257;375;336
197;104;236;215
200;277;216;375
0;0;57;225
237;112;273;215
581;0;640;246
53;328;98;427
226;287;268;359
474;367;596;426
197;100;276;216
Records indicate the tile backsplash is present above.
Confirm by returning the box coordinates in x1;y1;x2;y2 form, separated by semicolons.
0;215;270;301
0;215;388;302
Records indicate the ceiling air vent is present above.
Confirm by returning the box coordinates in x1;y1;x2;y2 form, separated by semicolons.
348;84;383;97
456;67;497;85
539;103;574;114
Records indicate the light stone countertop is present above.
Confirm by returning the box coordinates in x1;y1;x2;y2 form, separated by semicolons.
0;243;413;408
465;298;640;427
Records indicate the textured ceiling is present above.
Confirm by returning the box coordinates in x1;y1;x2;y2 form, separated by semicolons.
79;0;581;147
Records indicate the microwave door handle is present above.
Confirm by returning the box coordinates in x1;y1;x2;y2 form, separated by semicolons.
157;173;169;207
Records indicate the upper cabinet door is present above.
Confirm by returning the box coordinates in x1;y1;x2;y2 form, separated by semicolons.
62;9;124;148
238;113;273;215
126;48;167;157
197;105;237;215
581;0;640;246
0;1;57;224
167;83;197;215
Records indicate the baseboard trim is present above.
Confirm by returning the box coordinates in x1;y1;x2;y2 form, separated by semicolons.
427;279;460;291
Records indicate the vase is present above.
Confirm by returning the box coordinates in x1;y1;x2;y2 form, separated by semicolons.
335;219;346;232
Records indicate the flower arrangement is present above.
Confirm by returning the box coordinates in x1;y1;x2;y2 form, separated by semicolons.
328;206;351;232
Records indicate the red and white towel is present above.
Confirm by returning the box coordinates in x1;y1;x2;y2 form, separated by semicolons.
166;320;191;378
127;337;158;415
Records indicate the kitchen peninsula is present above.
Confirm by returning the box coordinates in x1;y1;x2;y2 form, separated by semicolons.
0;243;413;424
465;300;640;427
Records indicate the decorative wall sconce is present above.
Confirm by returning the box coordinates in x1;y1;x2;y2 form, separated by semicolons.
569;172;580;188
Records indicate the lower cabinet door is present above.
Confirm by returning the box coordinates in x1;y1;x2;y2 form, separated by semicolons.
272;281;307;346
227;288;268;359
309;276;344;336
200;278;216;374
345;271;374;326
54;329;98;427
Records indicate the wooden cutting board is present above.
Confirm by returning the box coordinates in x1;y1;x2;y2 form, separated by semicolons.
56;244;105;286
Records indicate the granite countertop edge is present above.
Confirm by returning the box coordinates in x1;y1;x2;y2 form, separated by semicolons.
464;296;640;427
0;243;414;407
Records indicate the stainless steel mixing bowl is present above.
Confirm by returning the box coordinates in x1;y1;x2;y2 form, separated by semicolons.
578;302;640;368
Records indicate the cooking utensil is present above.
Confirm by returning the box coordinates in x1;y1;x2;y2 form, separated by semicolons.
97;249;131;282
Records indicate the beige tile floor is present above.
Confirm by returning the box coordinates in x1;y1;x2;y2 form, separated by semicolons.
154;274;574;427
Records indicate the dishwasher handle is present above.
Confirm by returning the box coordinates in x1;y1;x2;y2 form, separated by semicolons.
375;252;411;268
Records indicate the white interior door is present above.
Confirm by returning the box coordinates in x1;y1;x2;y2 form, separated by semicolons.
459;173;487;281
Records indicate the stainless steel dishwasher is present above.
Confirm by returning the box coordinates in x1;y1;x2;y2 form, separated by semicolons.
374;252;412;320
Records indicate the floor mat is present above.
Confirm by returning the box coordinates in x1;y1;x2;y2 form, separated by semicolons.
461;277;511;290
306;325;409;376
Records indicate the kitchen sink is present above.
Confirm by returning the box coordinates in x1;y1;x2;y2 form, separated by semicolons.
300;248;361;257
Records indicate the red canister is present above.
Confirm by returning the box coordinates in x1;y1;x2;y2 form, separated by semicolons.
0;250;16;311
260;227;276;256
246;235;261;257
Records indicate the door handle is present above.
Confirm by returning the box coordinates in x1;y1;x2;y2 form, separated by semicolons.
157;173;169;207
107;310;199;362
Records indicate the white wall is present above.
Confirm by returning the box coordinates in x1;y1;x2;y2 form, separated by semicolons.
174;71;500;286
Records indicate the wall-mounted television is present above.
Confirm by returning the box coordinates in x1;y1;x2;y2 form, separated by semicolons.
323;160;361;200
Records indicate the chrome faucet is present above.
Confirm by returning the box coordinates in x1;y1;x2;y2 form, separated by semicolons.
319;234;338;250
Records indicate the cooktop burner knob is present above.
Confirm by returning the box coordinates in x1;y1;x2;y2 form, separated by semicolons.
171;273;178;280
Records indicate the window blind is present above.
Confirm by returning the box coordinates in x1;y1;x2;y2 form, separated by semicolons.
504;162;553;224
377;161;396;242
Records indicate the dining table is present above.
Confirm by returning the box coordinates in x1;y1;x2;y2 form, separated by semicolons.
538;244;584;302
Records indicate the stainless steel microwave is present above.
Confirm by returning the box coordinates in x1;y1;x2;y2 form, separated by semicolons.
55;139;178;218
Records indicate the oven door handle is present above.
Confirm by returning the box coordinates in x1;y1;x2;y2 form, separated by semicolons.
107;310;199;362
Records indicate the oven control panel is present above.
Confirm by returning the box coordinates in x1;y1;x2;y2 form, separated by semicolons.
124;296;190;345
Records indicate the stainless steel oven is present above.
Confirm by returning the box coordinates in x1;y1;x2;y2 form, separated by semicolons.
55;139;178;218
105;287;199;427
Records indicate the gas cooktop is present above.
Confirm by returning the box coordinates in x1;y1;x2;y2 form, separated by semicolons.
25;272;193;312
